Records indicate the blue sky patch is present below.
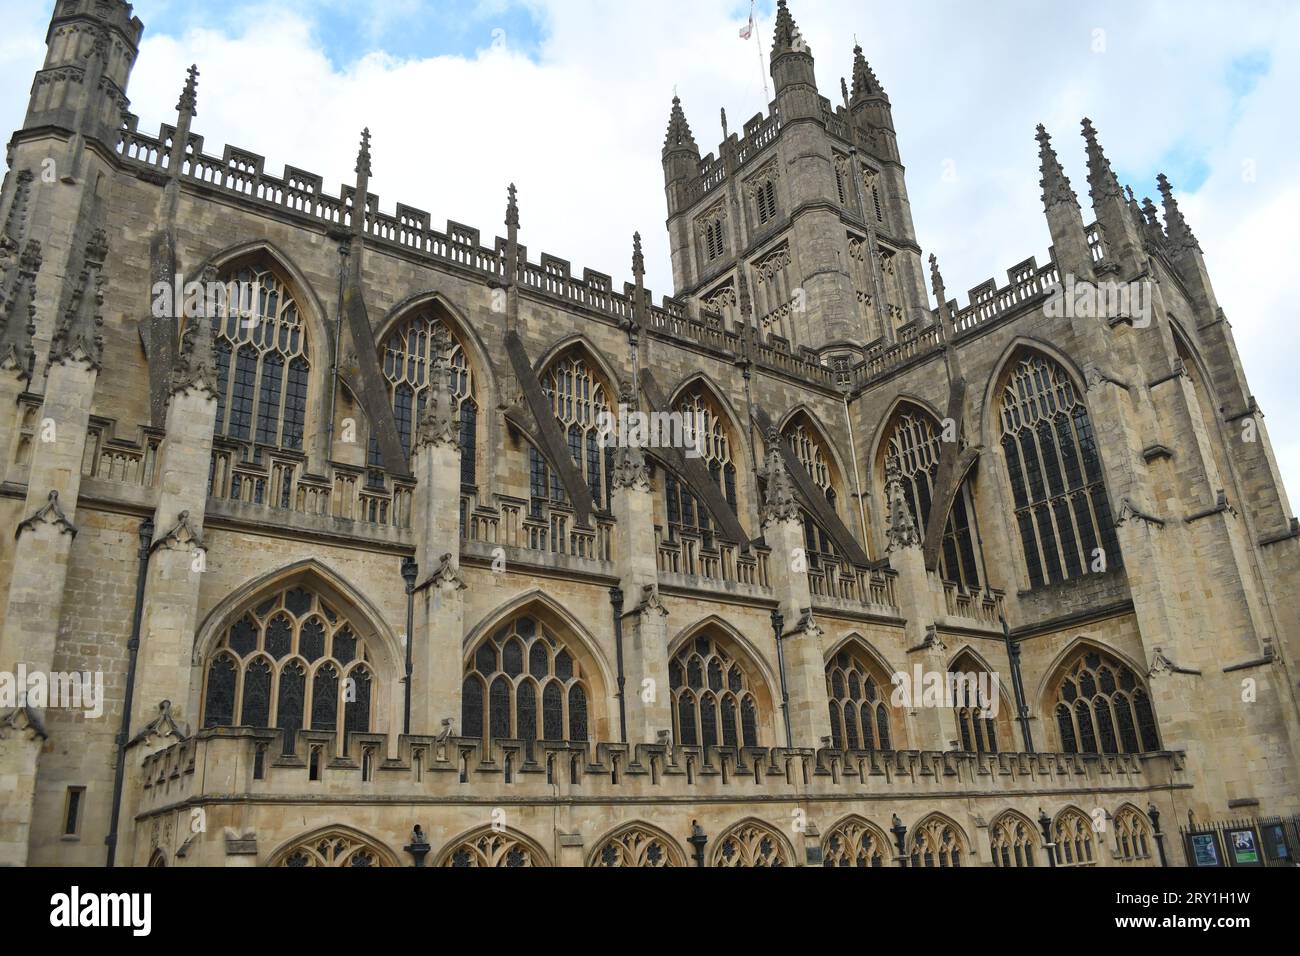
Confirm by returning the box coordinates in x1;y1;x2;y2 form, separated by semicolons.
134;0;548;65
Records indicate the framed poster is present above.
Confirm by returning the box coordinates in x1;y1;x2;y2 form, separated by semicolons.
1225;826;1263;867
1186;831;1224;867
1262;823;1292;864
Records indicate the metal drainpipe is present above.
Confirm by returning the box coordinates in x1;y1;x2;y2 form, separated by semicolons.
401;557;417;736
1000;615;1034;753
771;609;792;747
609;587;627;744
105;516;154;867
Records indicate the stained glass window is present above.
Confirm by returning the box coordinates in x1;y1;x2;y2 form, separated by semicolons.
999;353;1121;588
463;615;593;743
541;351;614;509
825;647;897;751
201;585;375;752
211;264;308;450
883;407;983;591
670;633;761;748
1054;648;1159;755
369;312;477;477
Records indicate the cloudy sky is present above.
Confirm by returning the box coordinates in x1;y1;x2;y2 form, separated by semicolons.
2;0;1296;503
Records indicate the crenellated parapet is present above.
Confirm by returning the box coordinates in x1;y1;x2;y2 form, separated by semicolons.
135;727;1187;818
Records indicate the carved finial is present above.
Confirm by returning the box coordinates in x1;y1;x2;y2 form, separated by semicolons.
505;182;519;231
49;229;107;370
171;264;218;398
1141;195;1162;233
664;95;698;155
1157;173;1201;252
928;253;946;304
0;239;42;380
1035;124;1079;211
176;64;199;116
851;44;886;101
1080;117;1122;203
414;326;458;451
772;0;808;57
720;107;729;139
356;127;372;179
762;427;800;524
884;456;921;552
632;232;644;283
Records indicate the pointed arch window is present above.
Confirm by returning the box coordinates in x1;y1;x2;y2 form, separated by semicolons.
782;422;841;567
713;821;789;867
1113;806;1154;863
948;652;1009;755
1053;647;1159;755
664;389;740;545
998;353;1121;588
825;646;897;751
909;817;964;868
669;633;761;749
541;352;615;509
1052;808;1097;866
822;817;889;867
462;615;593;747
211;264;308;452
368;312;477;482
989;814;1038;867
201;585;376;753
882;407;984;591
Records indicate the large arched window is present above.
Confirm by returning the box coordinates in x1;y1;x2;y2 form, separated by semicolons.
669;632;762;749
589;824;685;868
881;406;983;591
270;827;396;867
541;350;615;509
1052;646;1160;755
825;645;898;751
998;352;1120;588
712;820;791;867
781;419;841;566
949;650;1012;755
1052;807;1097;866
439;828;549;867
822;816;890;867
909;815;965;868
1112;805;1155;864
462;614;593;746
989;812;1038;867
664;387;740;545
201;584;375;753
368;311;477;483
212;263;309;452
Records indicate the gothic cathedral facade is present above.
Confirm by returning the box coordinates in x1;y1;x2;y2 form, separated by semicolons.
0;0;1297;868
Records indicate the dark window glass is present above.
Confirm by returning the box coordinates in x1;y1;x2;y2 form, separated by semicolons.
203;654;237;728
311;664;338;731
344;667;371;735
241;658;272;727
462;676;483;738
277;663;305;754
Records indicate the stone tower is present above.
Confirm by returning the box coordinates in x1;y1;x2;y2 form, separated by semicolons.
661;0;928;355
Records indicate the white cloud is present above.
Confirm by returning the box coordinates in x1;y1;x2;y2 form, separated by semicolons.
0;0;1296;503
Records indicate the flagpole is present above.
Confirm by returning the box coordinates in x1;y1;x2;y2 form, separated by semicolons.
752;1;769;107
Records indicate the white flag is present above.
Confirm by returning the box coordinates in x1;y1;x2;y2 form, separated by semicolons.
739;15;753;40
